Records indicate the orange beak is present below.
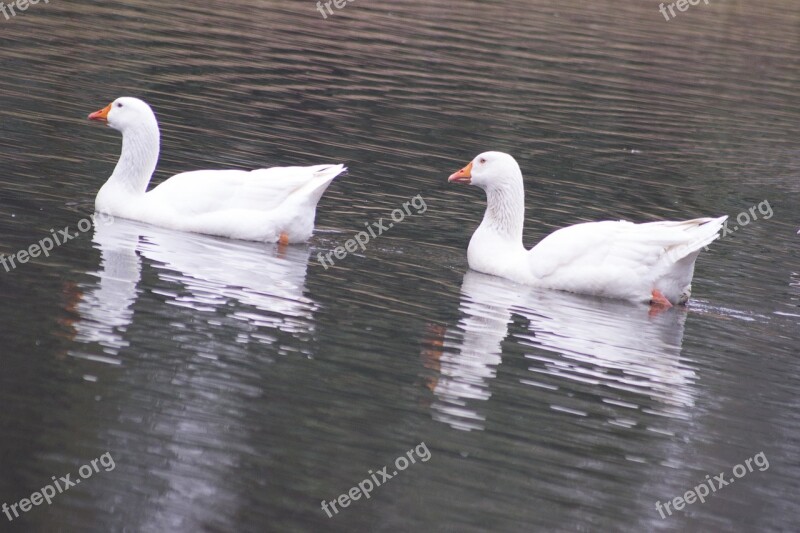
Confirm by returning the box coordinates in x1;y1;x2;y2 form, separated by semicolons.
88;103;112;122
448;161;473;184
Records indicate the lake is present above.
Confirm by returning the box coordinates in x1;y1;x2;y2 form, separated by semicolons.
0;0;798;531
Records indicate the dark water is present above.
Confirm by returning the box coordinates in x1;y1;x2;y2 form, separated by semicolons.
1;0;799;531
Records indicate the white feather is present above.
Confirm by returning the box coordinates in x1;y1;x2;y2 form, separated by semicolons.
454;151;726;304
91;97;344;243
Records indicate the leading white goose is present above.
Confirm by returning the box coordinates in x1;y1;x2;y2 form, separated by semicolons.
448;151;726;307
87;97;345;243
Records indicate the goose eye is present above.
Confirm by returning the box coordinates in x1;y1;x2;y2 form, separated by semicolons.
479;158;486;164
116;103;123;108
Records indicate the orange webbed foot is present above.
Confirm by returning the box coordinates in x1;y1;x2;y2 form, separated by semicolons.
649;289;674;317
276;232;290;257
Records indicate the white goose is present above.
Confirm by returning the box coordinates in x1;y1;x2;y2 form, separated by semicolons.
448;151;726;306
87;97;345;243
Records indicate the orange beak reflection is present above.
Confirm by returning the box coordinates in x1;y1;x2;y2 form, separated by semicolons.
448;161;473;184
88;103;112;122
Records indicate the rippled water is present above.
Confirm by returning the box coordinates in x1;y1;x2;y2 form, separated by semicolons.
1;1;799;531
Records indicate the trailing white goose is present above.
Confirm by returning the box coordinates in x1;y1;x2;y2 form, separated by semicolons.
448;151;726;306
88;97;344;243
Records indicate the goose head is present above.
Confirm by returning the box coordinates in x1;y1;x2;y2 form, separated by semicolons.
88;97;158;134
88;97;161;199
448;151;527;244
448;151;523;190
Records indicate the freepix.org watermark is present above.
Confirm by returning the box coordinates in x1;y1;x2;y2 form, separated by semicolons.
317;194;427;270
720;199;773;237
0;211;114;273
666;200;773;263
659;0;710;22
655;451;769;519
315;0;356;19
2;452;115;522
1;0;49;22
321;442;431;518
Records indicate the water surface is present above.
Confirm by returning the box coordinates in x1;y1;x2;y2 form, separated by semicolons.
1;1;799;531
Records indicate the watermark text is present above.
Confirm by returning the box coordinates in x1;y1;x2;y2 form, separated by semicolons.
655;451;769;519
1;212;114;273
2;451;115;522
1;0;50;22
321;442;431;518
318;194;427;269
659;0;709;21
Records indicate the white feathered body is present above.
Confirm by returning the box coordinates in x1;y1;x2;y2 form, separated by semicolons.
454;151;726;305
468;215;726;304
90;97;343;243
96;164;344;242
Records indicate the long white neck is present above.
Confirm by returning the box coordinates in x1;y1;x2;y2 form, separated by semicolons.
106;119;160;195
479;174;526;246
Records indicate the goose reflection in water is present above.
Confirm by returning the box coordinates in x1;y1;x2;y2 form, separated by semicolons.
51;218;323;531
66;217;318;360
422;270;698;432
